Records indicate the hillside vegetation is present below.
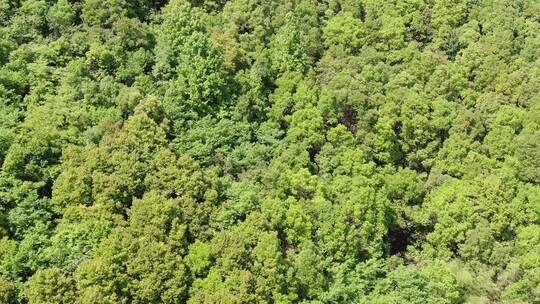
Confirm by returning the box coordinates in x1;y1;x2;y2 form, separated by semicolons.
1;0;540;303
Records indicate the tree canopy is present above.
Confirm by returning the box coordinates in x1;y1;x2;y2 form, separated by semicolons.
1;0;540;303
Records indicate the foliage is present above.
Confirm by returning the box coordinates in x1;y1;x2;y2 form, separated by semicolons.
0;0;539;303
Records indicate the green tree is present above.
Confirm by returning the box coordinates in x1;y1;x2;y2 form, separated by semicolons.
25;267;76;304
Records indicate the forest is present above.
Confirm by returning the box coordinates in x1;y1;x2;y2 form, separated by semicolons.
0;0;540;303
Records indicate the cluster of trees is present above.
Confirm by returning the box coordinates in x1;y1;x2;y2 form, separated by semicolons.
0;0;539;303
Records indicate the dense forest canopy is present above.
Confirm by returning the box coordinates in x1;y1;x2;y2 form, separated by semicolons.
0;0;540;303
